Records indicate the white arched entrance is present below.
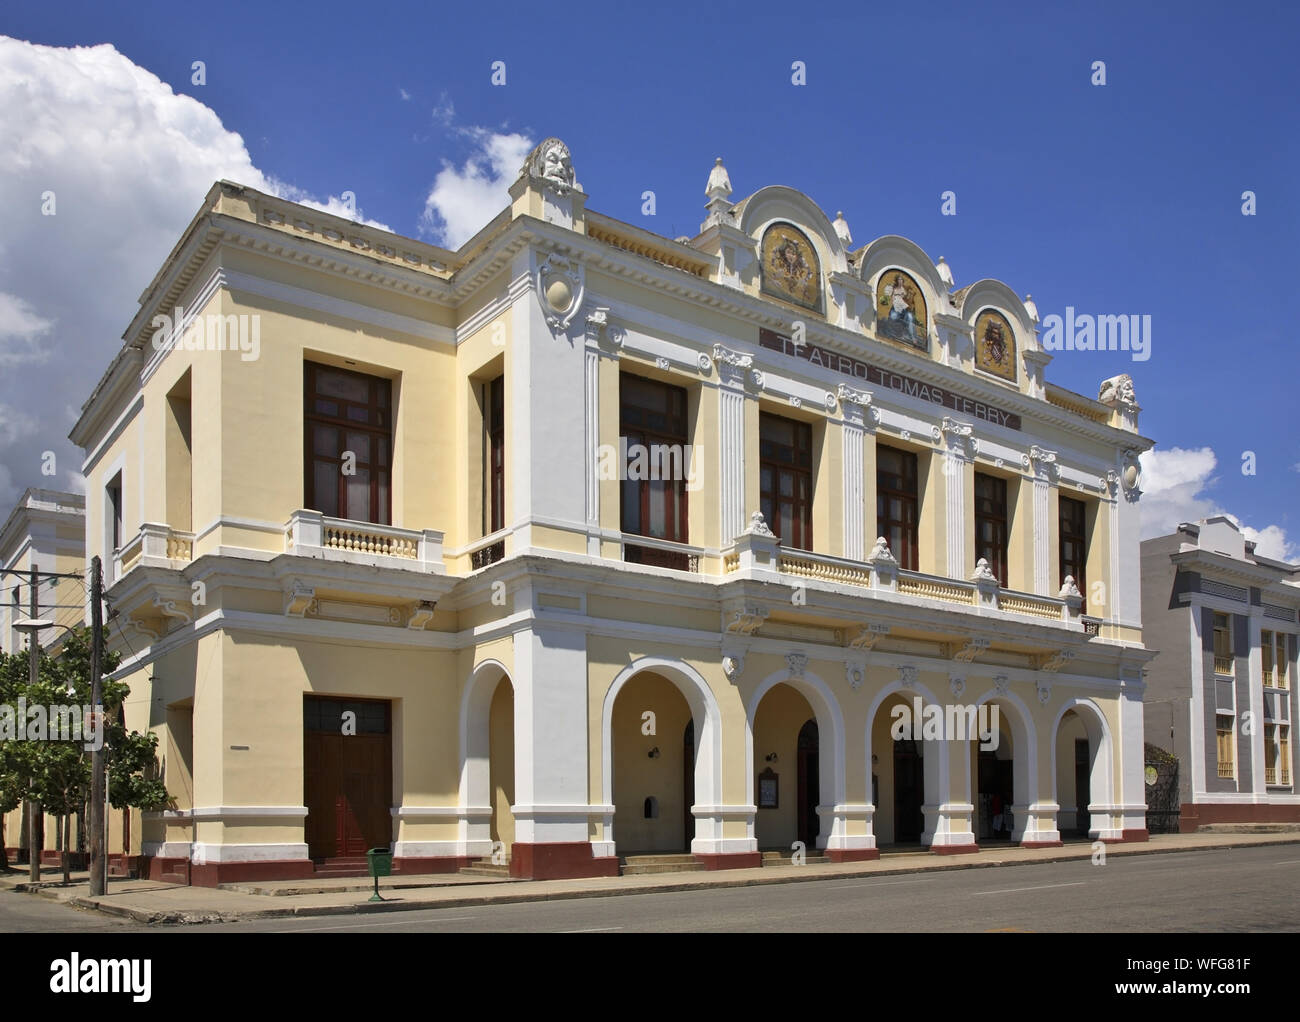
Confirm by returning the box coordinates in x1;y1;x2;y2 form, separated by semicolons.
598;657;725;858
1050;697;1119;840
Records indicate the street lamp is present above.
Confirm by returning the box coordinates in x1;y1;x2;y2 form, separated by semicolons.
13;616;53;883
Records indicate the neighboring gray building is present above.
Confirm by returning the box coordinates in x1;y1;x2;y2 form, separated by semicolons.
1141;518;1299;829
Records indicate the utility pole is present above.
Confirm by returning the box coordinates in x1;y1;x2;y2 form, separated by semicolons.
89;556;106;898
27;566;40;883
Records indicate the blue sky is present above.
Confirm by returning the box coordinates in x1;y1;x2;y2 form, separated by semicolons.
1;0;1297;555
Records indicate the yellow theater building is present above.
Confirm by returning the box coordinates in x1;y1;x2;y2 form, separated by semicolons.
69;139;1155;884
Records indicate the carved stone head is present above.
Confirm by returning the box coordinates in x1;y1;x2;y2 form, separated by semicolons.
1098;372;1137;406
526;137;575;196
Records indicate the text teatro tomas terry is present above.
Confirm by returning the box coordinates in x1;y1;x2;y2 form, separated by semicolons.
758;329;1022;431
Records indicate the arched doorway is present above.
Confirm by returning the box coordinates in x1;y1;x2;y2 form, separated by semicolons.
797;719;820;850
611;672;693;854
488;679;514;853
972;714;1014;841
868;686;951;842
1051;699;1116;840
459;662;515;864
752;684;820;851
867;691;930;847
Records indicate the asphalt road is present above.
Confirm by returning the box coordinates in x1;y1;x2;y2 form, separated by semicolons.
3;844;1298;933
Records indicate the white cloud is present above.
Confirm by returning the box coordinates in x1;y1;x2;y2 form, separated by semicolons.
399;88;411;102
421;128;533;249
431;93;455;125
0;36;386;507
1139;447;1295;561
0;291;55;367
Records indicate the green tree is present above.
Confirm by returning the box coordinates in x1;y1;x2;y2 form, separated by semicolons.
0;627;169;880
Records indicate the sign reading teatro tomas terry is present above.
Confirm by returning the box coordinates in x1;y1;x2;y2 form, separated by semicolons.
759;329;1022;431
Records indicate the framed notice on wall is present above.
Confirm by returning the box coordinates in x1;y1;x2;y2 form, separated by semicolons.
758;767;779;809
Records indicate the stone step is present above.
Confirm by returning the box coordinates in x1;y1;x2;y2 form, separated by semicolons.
1196;822;1300;834
761;851;829;865
619;853;703;875
621;854;699;866
459;859;511;877
621;861;707;875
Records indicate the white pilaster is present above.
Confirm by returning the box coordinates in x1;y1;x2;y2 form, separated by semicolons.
938;418;973;579
583;346;600;555
1029;446;1057;595
714;344;752;546
1117;673;1148;834
511;622;595;844
839;386;870;562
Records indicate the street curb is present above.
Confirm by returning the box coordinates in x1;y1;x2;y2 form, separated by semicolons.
10;836;1299;926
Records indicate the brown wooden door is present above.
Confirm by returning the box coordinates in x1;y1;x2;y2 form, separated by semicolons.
894;740;923;843
1074;739;1091;837
304;698;392;859
796;719;819;850
682;719;696;851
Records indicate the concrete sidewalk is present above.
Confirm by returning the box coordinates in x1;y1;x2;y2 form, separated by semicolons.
4;832;1297;927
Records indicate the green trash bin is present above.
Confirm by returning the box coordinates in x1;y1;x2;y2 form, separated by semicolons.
366;847;393;901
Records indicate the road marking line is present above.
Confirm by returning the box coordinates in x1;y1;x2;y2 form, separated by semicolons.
1271;859;1300;866
972;882;1086;896
557;925;623;933
825;879;936;890
272;915;477;933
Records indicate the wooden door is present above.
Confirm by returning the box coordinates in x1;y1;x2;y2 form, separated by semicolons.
796;719;819;850
304;698;392;859
1074;739;1091;837
682;719;696;851
894;740;923;843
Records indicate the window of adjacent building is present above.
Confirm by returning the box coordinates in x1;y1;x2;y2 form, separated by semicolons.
1059;495;1087;591
1281;725;1292;785
1213;613;1233;676
759;412;813;551
1216;715;1235;779
876;445;919;571
974;472;1008;586
304;363;392;525
619;374;689;544
1264;724;1280;785
483;375;505;535
1262;630;1288;689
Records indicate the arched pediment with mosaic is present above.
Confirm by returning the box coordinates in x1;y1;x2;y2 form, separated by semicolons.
759;222;823;313
874;268;928;351
973;307;1017;382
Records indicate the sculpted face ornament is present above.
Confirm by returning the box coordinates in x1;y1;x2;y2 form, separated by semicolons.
1098;373;1137;406
529;138;575;196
